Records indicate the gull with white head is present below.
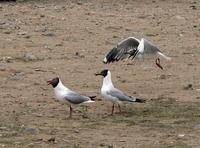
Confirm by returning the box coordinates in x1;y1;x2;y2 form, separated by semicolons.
95;69;145;115
103;37;171;69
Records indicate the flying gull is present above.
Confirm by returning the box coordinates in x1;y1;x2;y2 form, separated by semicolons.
95;69;145;115
47;77;95;118
103;37;171;69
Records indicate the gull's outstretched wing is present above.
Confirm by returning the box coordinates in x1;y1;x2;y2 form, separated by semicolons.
103;37;140;63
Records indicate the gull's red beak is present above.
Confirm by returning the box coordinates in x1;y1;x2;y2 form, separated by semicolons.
47;80;52;85
95;72;101;76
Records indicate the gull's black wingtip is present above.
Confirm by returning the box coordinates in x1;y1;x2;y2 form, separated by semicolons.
89;96;96;101
135;98;146;103
103;47;118;64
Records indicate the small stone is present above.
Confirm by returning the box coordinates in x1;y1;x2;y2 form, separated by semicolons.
2;56;13;63
108;144;113;148
160;74;166;79
0;144;5;147
18;32;27;35
176;15;185;20
0;21;6;25
121;80;127;83
146;33;158;37
183;84;193;90
75;52;79;56
24;127;39;134
23;53;38;62
47;137;55;142
74;130;79;133
178;134;185;138
3;30;11;34
0;127;7;130
99;143;105;147
125;28;132;31
32;113;43;117
190;5;197;10
113;35;118;38
196;96;200;99
6;75;23;81
24;35;30;39
179;34;184;37
40;14;45;17
42;32;55;37
0;67;7;71
55;43;63;47
77;2;82;5
61;17;66;21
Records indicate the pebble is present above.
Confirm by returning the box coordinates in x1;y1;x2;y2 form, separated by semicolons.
1;56;13;63
6;75;23;81
3;30;11;34
0;67;7;71
47;137;56;142
160;74;166;79
183;84;193;90
190;5;197;10
24;127;39;134
18;31;27;35
42;32;55;37
178;134;185;138
176;15;185;20
0;127;7;130
23;53;38;62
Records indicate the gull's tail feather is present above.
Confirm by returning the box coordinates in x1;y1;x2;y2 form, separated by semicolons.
157;51;171;60
89;96;96;101
135;98;146;103
82;96;96;103
129;96;145;103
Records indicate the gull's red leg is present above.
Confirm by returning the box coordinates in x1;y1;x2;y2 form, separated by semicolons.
156;58;163;70
69;106;73;118
118;104;122;113
111;104;114;116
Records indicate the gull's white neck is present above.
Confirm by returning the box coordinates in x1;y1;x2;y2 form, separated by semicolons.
102;71;114;89
54;80;69;92
53;79;70;101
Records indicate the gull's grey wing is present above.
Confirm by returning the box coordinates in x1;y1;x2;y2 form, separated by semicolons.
103;37;140;63
107;88;137;102
64;91;90;104
140;38;161;55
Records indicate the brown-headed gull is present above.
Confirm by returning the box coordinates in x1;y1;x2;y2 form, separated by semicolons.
47;77;95;118
95;69;145;115
103;37;171;69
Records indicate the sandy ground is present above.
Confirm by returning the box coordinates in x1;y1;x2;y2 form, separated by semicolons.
0;0;200;147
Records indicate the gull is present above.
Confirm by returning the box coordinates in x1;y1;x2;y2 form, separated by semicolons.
95;69;145;115
47;77;95;118
103;37;171;69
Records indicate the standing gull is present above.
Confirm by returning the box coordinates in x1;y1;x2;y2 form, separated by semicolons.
103;37;171;69
95;69;145;115
47;77;95;118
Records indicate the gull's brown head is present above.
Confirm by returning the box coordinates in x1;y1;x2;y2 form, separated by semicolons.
47;77;59;88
